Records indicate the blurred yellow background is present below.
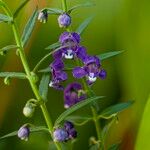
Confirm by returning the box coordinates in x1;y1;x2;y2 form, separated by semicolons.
0;0;150;149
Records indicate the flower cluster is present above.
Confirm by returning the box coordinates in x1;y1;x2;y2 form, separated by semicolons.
49;31;106;108
53;121;77;142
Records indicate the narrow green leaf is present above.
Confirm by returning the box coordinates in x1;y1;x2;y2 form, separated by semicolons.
47;8;63;14
55;96;105;125
13;0;31;18
76;16;94;35
100;101;133;117
65;115;92;126
0;13;12;23
0;72;26;79
98;51;124;61
68;1;95;14
0;45;18;55
0;126;49;140
21;9;38;46
89;144;99;150
45;42;61;50
135;95;150;150
39;74;50;102
38;67;51;73
108;143;120;150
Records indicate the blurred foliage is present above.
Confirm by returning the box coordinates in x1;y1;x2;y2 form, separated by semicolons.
0;0;150;150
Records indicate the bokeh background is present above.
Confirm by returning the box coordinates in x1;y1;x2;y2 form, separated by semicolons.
0;0;150;149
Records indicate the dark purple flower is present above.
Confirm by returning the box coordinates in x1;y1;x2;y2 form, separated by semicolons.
38;10;48;23
64;121;74;131
73;55;106;84
49;59;67;90
18;126;30;141
59;32;80;45
68;128;77;139
64;82;86;108
76;46;87;61
58;13;71;28
53;128;69;142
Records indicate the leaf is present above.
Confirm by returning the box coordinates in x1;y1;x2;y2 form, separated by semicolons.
13;0;31;18
55;96;105;125
39;74;50;102
76;16;94;35
21;8;38;46
100;101;133;118
68;1;95;14
98;51;124;61
45;42;61;50
0;13;13;23
0;126;49;140
65;115;92;126
135;95;150;150
47;8;63;14
0;45;18;55
108;143;120;150
0;72;26;79
38;67;51;73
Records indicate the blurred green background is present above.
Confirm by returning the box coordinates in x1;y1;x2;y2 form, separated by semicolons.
0;0;150;149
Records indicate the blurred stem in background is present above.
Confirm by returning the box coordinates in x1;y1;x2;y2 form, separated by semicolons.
0;0;62;150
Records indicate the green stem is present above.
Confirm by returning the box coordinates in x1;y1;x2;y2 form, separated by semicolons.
1;1;61;150
61;0;67;12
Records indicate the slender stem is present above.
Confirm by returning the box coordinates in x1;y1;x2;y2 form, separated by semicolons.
1;1;61;150
61;0;67;12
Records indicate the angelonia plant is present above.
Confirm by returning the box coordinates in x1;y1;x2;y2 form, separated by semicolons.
0;0;133;150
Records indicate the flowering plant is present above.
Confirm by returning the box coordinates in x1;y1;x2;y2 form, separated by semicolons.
0;0;133;149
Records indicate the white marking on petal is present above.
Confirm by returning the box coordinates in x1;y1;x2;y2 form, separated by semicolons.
64;104;69;109
49;81;53;87
88;73;97;82
64;49;74;59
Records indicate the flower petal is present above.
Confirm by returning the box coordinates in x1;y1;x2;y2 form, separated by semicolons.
72;67;87;78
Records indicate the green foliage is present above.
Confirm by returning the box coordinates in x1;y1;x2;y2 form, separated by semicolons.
13;0;31;18
55;96;104;125
0;126;49;140
98;51;124;61
0;45;18;55
0;13;12;23
135;95;150;150
0;72;27;79
76;16;94;35
68;1;95;14
21;8;38;46
39;74;50;102
39;67;51;73
100;101;133;118
89;144;99;150
45;42;61;50
46;8;63;15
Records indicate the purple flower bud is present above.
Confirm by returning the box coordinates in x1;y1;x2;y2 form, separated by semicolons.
68;128;77;139
18;126;30;141
64;121;74;131
38;10;48;23
50;59;64;71
64;82;86;108
59;32;80;44
53;128;69;142
58;13;71;28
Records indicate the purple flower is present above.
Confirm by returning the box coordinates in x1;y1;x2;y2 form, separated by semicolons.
64;82;86;108
49;59;67;90
38;10;48;23
73;55;106;84
53;128;69;142
18;126;30;141
58;13;71;28
68;128;77;139
64;121;74;131
59;32;80;45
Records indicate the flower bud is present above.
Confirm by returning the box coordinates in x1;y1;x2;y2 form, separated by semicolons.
4;77;11;85
58;13;71;28
23;104;35;118
38;10;48;23
64;121;74;131
18;125;30;141
53;128;69;142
